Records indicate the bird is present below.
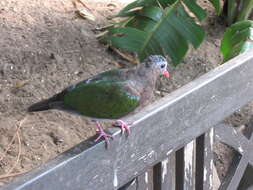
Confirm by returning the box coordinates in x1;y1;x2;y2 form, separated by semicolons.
28;55;170;145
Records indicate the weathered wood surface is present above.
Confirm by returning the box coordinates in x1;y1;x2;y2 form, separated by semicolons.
153;154;175;190
203;129;214;190
2;51;253;190
215;123;253;190
184;141;195;190
194;130;215;190
136;171;153;190
118;178;136;190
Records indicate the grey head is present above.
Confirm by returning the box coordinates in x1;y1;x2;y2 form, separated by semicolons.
141;55;170;78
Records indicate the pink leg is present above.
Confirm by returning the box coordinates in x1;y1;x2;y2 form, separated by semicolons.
113;120;132;135
94;121;114;145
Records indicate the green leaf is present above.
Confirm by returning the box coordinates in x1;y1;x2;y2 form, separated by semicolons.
117;0;176;17
126;16;157;31
227;0;237;25
236;0;253;22
106;27;148;52
125;7;162;31
105;1;205;65
116;0;212;22
138;7;163;21
208;0;221;15
183;0;207;21
115;10;139;18
117;0;154;17
168;6;205;49
221;20;253;62
157;0;176;7
104;0;208;65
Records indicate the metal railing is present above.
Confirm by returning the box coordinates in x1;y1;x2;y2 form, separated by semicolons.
1;51;253;190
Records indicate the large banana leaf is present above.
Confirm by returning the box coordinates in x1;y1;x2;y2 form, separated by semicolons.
116;0;173;17
106;1;205;65
221;20;253;62
116;0;221;20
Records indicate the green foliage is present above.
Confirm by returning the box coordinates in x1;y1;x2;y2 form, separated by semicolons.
236;0;253;22
221;20;253;62
208;0;221;15
104;0;214;65
116;0;221;18
101;0;252;65
223;0;253;25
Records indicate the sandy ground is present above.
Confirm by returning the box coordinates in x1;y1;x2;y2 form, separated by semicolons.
0;0;252;186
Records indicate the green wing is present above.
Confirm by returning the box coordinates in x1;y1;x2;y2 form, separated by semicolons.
63;71;140;119
81;69;124;84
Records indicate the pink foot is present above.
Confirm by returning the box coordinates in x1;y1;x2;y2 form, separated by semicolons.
113;120;132;136
94;121;114;145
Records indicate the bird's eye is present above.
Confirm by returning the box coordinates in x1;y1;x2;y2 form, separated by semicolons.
161;64;165;69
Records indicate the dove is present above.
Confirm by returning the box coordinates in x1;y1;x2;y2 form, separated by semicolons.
28;55;170;145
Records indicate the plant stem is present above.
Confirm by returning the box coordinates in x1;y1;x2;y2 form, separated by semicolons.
227;0;237;25
236;0;253;21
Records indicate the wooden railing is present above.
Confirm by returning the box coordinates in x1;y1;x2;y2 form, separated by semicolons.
1;51;253;190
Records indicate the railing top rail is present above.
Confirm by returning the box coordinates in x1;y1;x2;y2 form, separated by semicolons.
2;51;253;190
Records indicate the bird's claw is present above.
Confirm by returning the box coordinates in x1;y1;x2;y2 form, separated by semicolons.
95;131;114;144
113;120;132;136
94;121;114;147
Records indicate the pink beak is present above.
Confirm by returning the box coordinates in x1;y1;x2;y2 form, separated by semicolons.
163;71;170;78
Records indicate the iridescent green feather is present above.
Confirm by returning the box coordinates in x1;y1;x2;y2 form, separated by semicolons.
63;69;140;119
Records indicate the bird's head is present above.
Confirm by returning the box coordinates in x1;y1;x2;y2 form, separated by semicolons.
142;55;170;78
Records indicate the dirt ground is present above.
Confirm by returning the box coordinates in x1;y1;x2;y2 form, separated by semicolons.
0;0;252;186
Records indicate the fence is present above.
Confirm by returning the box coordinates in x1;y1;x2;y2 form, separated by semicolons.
1;51;253;190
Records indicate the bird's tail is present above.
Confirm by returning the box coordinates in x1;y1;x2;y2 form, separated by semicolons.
27;93;64;112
